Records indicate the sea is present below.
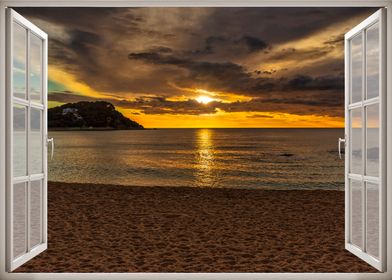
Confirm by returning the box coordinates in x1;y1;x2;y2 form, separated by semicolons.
48;128;345;190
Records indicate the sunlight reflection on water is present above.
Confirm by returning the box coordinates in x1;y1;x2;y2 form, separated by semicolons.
195;129;215;187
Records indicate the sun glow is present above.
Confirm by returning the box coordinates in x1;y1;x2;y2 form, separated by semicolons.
196;96;214;104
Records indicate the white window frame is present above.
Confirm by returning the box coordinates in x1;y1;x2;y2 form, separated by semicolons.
344;9;387;271
0;0;391;280
6;8;48;272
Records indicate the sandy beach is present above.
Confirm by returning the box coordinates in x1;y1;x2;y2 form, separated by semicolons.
16;182;377;273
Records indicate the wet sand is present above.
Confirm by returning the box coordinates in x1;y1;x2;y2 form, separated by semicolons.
16;182;377;273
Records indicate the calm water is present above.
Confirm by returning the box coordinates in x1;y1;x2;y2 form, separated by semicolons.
48;128;345;190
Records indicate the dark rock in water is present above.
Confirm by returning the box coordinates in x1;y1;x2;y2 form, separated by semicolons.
48;101;144;130
280;153;294;157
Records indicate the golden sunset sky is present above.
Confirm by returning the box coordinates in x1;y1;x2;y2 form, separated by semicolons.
17;7;377;128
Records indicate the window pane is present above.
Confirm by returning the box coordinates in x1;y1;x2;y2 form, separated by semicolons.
30;34;42;103
13;23;26;99
366;104;379;177
350;108;362;174
30;180;42;248
351;34;363;103
366;182;379;258
30;108;43;174
366;23;379;99
13;182;26;259
351;179;363;249
13;105;27;177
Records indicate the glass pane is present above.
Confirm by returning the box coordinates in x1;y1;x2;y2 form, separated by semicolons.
30;180;42;248
30;108;43;174
13;105;27;177
13;182;26;259
366;104;379;177
366;23;379;99
351;179;363;248
30;34;42;103
351;34;363;103
350;108;362;174
13;23;26;99
366;182;379;258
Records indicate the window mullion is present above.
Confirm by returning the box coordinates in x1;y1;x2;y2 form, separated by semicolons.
26;29;31;254
361;29;367;253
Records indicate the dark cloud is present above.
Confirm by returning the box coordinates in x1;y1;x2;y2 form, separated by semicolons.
69;30;101;54
16;7;377;119
324;35;345;46
128;51;344;98
49;91;96;103
284;75;344;91
190;35;269;55
246;114;275;119
150;46;173;54
191;36;226;55
240;36;269;52
269;47;330;62
215;8;377;45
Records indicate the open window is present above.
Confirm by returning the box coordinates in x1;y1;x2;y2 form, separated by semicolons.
6;8;48;271
1;4;389;276
344;8;386;271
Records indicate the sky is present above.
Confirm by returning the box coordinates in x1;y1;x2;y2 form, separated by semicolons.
16;7;377;128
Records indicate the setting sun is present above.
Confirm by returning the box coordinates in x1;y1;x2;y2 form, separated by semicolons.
196;96;214;104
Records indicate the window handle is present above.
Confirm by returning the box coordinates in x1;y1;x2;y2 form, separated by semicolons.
47;137;54;160
338;138;346;159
